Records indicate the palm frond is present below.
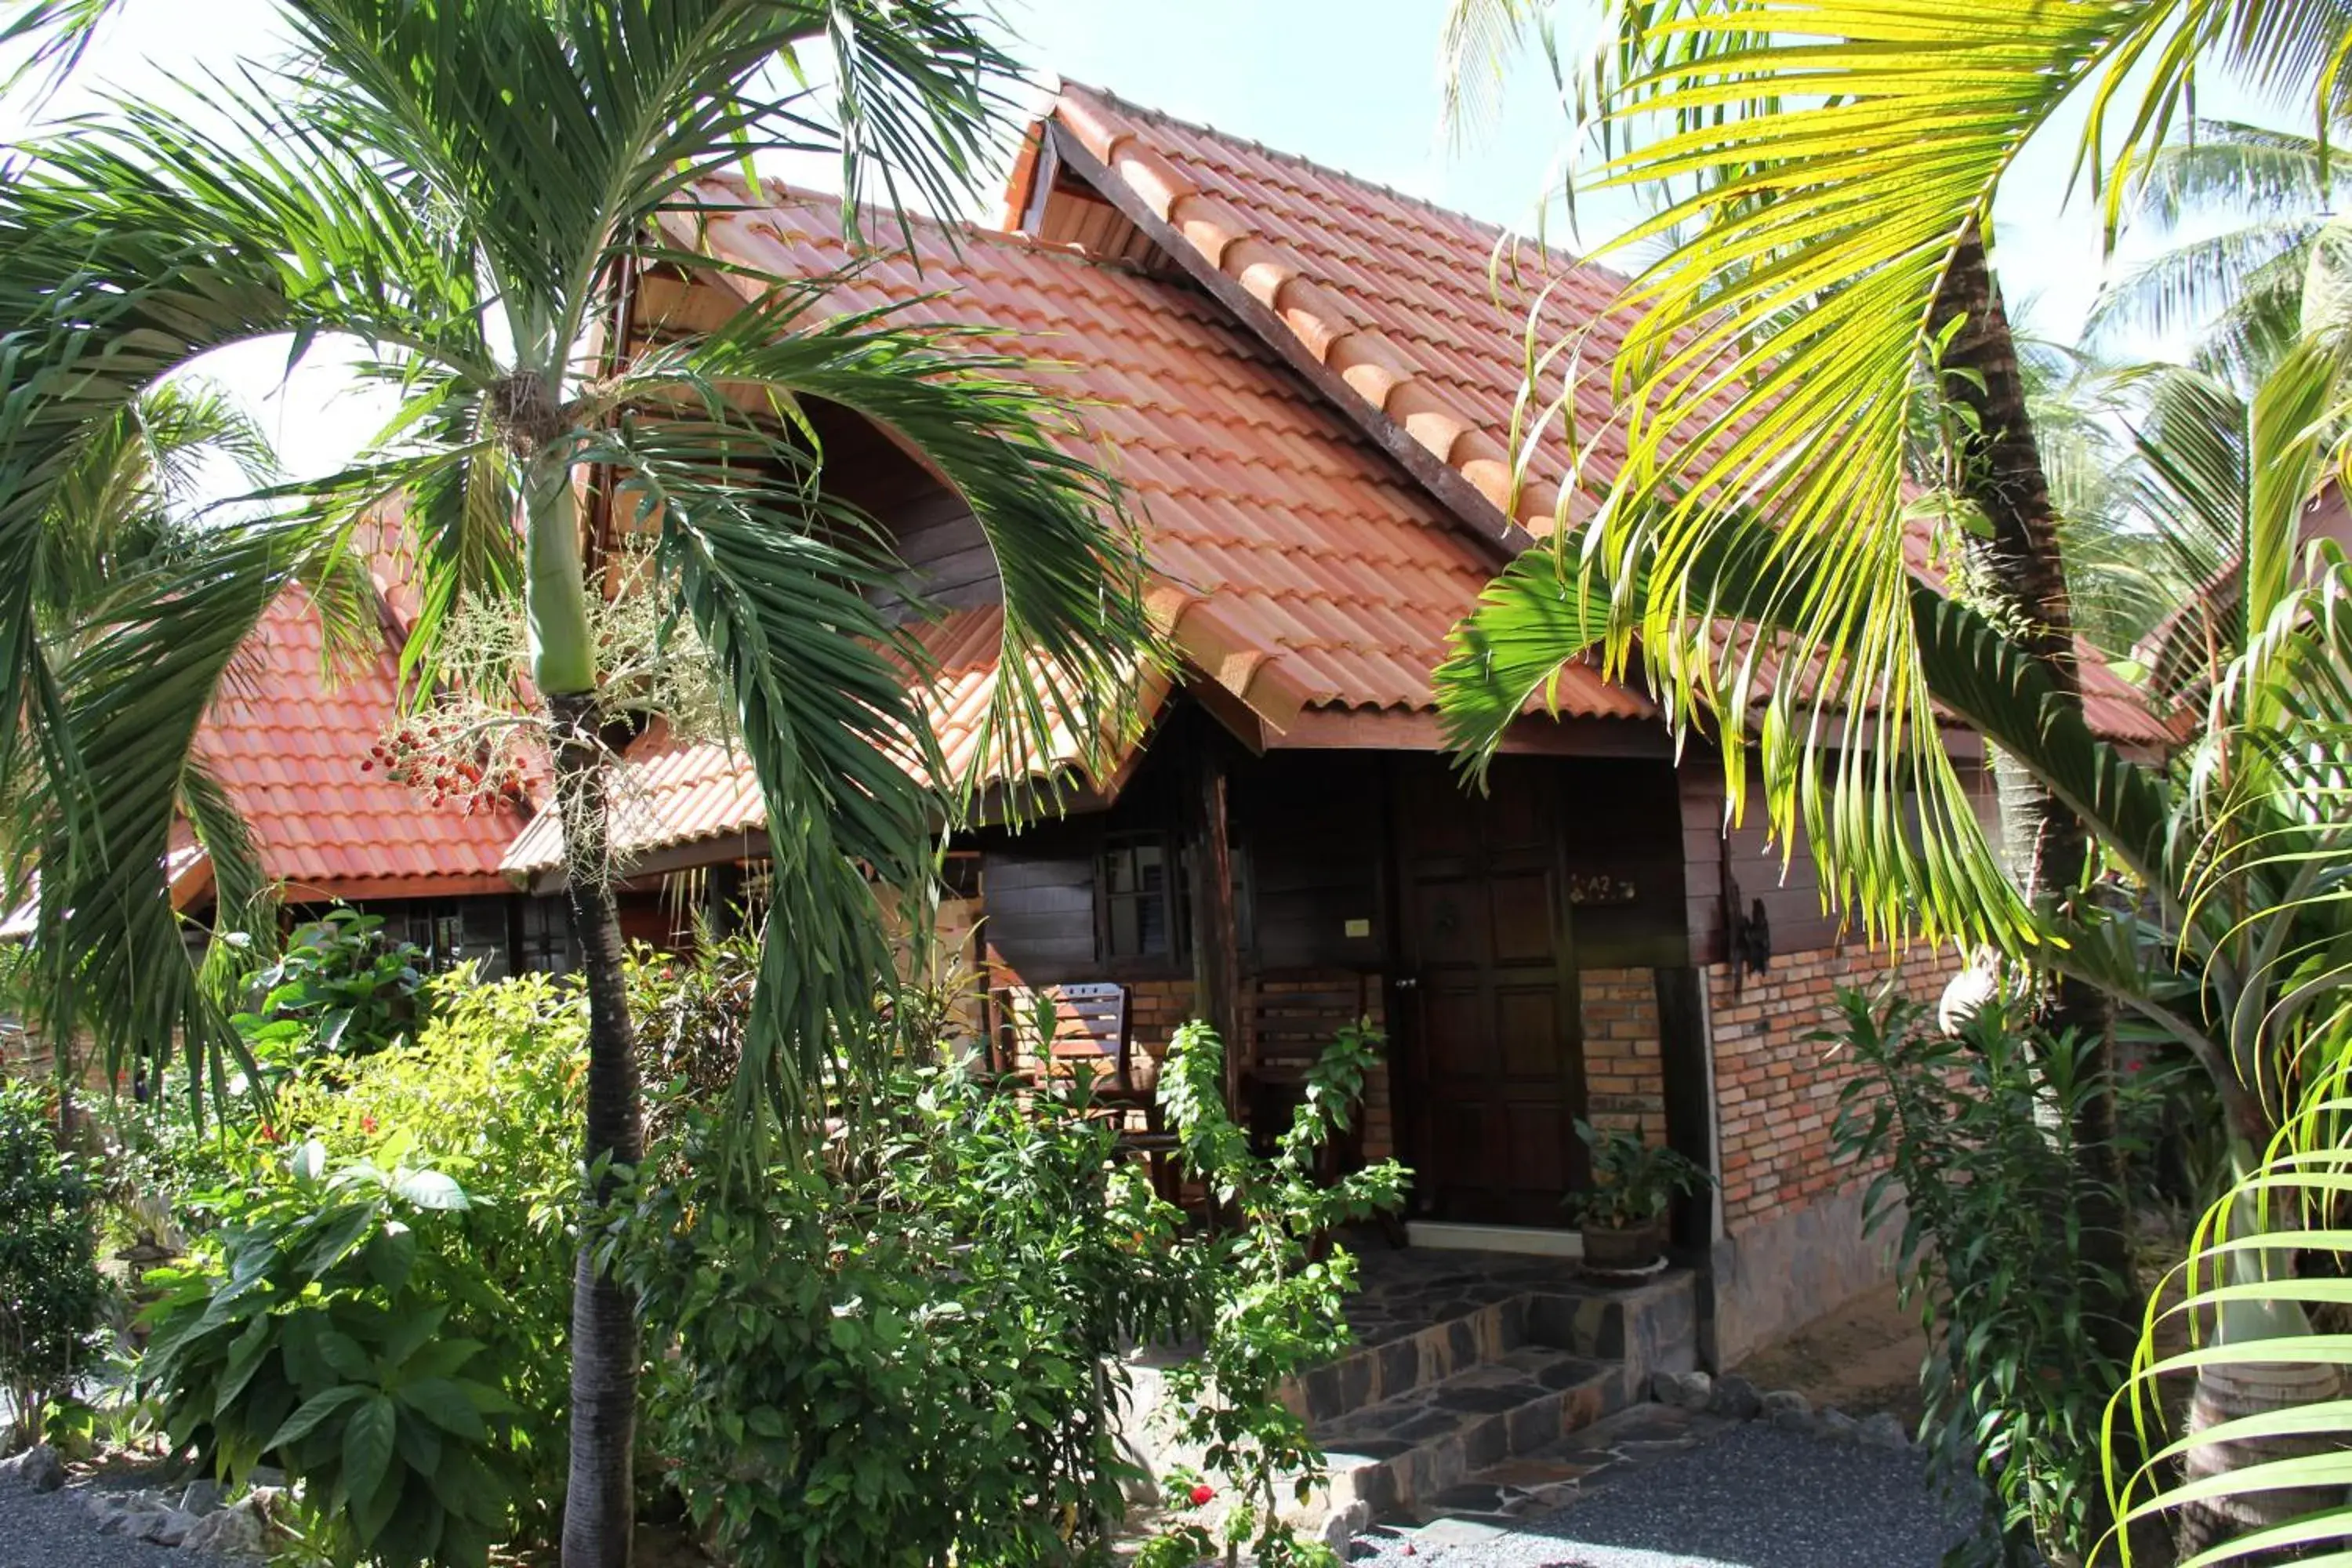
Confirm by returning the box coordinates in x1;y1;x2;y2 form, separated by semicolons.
2089;218;2324;361
2130;118;2336;232
16;520;343;1105
1439;0;1556;144
1438;515;2173;902
0;0;118;106
632;283;1160;804
1547;1;2214;946
576;285;1157;1134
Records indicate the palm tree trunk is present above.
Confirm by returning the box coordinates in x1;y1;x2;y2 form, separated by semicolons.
1933;224;2157;1563
501;413;640;1568
550;688;641;1568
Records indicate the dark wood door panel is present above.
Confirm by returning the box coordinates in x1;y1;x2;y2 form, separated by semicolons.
1396;756;1586;1226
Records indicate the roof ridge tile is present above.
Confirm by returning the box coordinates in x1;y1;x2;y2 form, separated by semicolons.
1051;84;1570;535
1054;79;1562;249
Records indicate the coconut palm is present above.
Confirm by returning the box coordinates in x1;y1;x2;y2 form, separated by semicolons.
1441;318;2352;1558
1437;1;2352;1555
0;5;1153;1564
2089;118;2340;387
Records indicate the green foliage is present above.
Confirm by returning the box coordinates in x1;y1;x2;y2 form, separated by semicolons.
1830;988;2132;1567
139;967;584;1559
2108;1029;2352;1566
1148;1019;1408;1568
231;909;429;1072
1560;1120;1711;1229
618;1060;1200;1567
0;1078;109;1452
138;1145;521;1568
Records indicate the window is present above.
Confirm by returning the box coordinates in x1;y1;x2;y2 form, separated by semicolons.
515;896;575;975
1098;831;1180;961
397;899;511;979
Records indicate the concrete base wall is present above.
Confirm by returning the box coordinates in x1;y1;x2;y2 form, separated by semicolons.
1702;1181;1897;1368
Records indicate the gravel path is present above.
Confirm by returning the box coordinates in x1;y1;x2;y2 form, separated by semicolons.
0;1475;230;1568
1352;1424;1976;1568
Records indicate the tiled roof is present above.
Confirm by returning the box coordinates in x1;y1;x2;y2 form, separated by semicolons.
197;584;525;901
499;605;1159;877
1025;82;1644;536
1020;82;2172;751
671;176;1650;731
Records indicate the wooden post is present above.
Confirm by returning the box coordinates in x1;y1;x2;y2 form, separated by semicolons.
1191;734;1242;1112
1653;965;1719;1250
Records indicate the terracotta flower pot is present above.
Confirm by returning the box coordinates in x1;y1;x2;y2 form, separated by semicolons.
1579;1218;1666;1273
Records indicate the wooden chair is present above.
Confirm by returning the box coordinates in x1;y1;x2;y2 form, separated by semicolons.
1033;982;1182;1203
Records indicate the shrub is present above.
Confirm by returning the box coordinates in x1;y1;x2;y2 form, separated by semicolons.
1143;1018;1408;1568
0;1078;110;1452
1829;986;2132;1567
139;1145;521;1567
617;1058;1202;1567
140;967;584;1558
232;907;429;1073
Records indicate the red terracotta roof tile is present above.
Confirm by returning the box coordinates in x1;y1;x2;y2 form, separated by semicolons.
670;176;1617;736
1026;82;2169;748
500;604;1168;877
197;586;527;901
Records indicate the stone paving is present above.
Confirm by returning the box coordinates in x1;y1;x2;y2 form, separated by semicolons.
1339;1247;1591;1346
1412;1399;1740;1524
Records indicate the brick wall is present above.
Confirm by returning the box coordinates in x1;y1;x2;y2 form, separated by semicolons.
1707;942;1952;1230
1579;967;1664;1142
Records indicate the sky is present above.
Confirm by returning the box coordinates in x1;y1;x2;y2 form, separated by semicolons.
0;0;2304;490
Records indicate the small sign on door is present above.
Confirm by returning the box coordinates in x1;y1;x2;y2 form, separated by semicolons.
1343;917;1371;938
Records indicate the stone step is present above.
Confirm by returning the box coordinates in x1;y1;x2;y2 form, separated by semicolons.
1290;1294;1529;1429
1313;1344;1632;1520
1409;1399;1740;1524
1290;1269;1698;1430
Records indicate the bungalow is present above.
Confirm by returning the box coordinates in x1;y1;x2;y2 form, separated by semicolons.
492;82;2170;1364
74;84;2169;1368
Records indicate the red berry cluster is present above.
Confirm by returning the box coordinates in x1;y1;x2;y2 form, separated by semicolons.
360;713;527;813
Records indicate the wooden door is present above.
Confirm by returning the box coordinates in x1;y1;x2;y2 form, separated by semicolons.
1393;757;1585;1225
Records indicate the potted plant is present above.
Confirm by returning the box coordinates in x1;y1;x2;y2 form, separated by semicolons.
1562;1120;1712;1274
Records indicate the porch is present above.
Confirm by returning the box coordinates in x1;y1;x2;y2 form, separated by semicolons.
1113;1243;1703;1530
972;706;1725;1244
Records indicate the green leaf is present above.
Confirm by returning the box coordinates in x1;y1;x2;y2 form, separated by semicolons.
365;1225;418;1294
341;1394;397;1513
393;1168;469;1211
396;1377;488;1442
264;1385;368;1451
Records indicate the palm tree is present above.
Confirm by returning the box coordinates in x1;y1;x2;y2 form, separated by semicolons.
1437;1;2352;1555
0;5;1153;1564
2089;118;2339;387
1440;246;2352;1568
0;379;298;1120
